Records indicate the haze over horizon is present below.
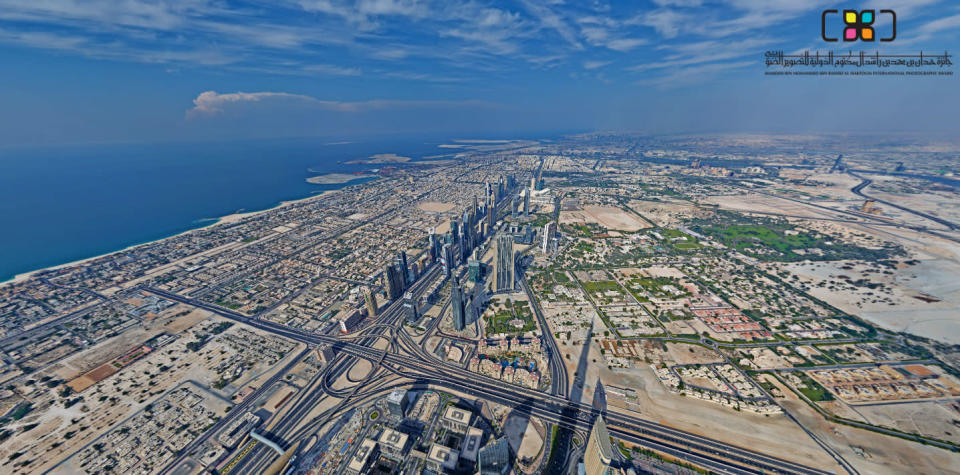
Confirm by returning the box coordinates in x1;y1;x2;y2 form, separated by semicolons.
0;0;958;146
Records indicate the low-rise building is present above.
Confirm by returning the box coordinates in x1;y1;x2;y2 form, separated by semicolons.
461;426;483;463
440;405;472;434
345;438;378;475
425;444;459;473
378;428;409;460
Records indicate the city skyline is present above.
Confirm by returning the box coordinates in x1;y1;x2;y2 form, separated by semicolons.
0;2;958;474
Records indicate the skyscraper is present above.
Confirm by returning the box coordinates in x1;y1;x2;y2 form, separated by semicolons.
542;221;557;254
386;388;408;418
428;230;439;260
486;196;495;231
510;196;519;219
403;292;419;323
364;287;379;318
493;234;514;292
477;437;511;475
451;279;466;331
397;250;410;285
450;219;460;245
592;380;607;415
523;190;530;216
384;264;405;300
468;258;482;283
441;243;455;277
584;416;612;475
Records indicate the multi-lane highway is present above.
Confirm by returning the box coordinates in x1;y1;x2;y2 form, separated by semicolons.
147;274;837;475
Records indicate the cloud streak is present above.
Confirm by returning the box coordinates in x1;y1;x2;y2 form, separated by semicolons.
186;90;500;118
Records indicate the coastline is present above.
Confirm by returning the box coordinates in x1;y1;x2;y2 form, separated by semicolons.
1;188;342;288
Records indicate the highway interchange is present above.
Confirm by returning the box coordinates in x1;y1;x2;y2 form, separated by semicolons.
152;259;835;475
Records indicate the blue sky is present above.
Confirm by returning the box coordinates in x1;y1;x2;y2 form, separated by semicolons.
0;0;958;145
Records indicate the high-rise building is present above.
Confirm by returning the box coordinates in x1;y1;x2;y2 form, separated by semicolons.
364;288;379;318
384;264;405;300
451;280;466;331
441;243;455;276
468;259;483;283
397;250;410;285
542;221;557;254
523;190;530;216
592;380;607;415
486;196;496;230
450;219;460;245
429;230;439;259
466;295;475;326
493;234;514;292
584;416;613;475
411;261;421;282
403;292;419;323
477;437;511;475
530;176;537;192
386;388;409;418
510;196;519;219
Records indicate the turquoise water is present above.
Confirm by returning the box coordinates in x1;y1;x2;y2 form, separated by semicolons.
0;136;446;281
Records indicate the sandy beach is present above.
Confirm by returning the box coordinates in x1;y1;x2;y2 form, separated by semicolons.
305;173;371;185
1;188;342;288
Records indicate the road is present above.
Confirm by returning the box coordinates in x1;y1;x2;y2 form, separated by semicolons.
849;171;959;231
146;284;841;475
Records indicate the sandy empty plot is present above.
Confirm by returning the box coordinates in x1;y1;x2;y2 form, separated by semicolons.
561;209;648;231
583;205;651;231
67;363;117;392
627;199;708;227
666;342;724;365
561;206;650;231
418;201;456;213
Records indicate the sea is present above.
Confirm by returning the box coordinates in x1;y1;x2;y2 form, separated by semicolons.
0;136;452;282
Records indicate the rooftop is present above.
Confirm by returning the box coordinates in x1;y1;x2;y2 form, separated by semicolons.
461;426;483;462
378;428;408;451
347;438;377;472
443;406;471;425
428;443;459;470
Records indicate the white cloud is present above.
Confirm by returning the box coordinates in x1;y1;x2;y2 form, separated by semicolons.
631;9;687;39
187;91;323;117
583;60;612;69
520;0;583;49
186;90;498;118
634;60;752;88
606;38;647;51
303;64;363;76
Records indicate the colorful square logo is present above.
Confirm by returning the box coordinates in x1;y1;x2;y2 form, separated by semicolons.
843;9;875;42
822;8;896;42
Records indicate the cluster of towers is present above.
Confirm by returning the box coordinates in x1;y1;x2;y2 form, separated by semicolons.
381;173;526;329
429;195;487;279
